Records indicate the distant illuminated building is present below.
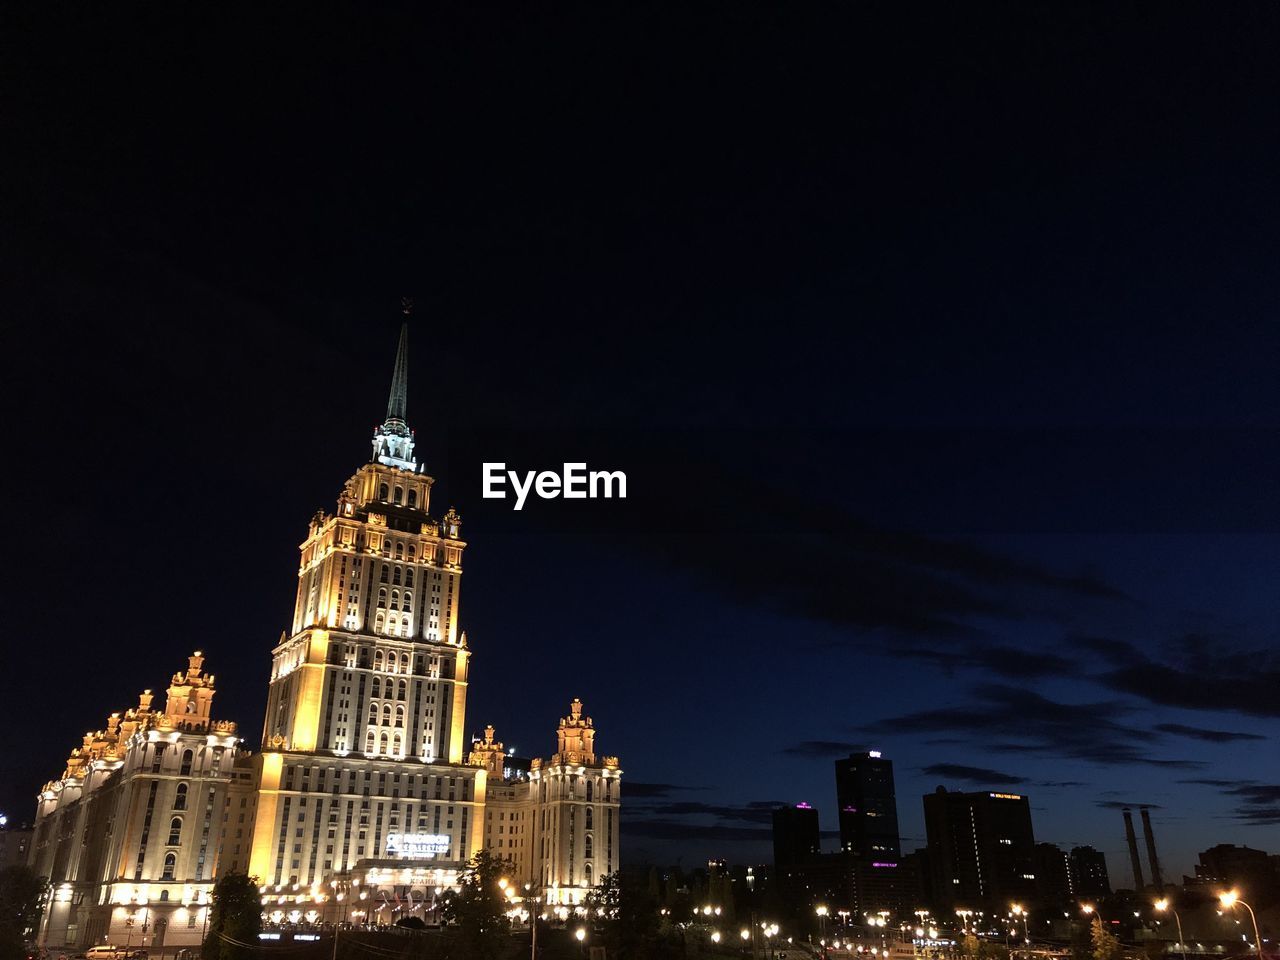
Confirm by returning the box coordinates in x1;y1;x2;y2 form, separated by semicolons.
923;787;1037;910
1032;842;1072;905
835;750;901;858
1068;845;1111;899
772;803;821;867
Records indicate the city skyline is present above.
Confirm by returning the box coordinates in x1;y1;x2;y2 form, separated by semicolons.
7;2;1280;899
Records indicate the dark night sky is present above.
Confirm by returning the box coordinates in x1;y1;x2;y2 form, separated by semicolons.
5;4;1280;880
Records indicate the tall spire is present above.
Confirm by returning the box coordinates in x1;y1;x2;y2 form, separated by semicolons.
386;298;411;422
371;299;419;471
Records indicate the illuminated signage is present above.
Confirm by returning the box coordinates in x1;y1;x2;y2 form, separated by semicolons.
989;793;1023;800
385;833;450;859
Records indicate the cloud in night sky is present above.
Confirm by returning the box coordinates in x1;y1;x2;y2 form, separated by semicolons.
620;781;709;798
864;685;1206;769
553;458;1130;642
622;820;775;842
1081;634;1280;719
1180;779;1280;826
920;763;1028;785
1095;800;1163;810
889;642;1079;680
1153;723;1265;743
629;800;784;825
780;740;867;758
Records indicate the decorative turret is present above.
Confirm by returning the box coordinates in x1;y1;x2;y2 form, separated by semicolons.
371;303;419;471
554;698;597;765
468;725;506;778
161;651;217;729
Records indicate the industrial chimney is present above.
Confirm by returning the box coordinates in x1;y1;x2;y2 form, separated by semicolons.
1123;808;1146;891
1141;807;1164;892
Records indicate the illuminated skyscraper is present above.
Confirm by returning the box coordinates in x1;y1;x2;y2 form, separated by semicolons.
29;317;622;954
248;318;484;892
834;751;901;858
923;787;1036;909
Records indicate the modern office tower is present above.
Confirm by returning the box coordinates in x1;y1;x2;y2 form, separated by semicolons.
772;803;821;867
1068;845;1111;899
1032;842;1072;905
923;787;1037;909
835;751;901;858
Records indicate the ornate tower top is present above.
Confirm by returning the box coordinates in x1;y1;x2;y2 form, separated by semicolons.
468;724;506;778
555;698;597;764
372;302;419;471
161;650;218;728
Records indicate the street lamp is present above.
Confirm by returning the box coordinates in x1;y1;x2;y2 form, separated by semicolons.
1011;904;1029;948
817;905;829;940
1154;899;1184;960
1219;891;1264;960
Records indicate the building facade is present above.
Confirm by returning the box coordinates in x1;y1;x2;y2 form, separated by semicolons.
29;653;242;953
473;701;622;905
835;751;901;859
1067;845;1110;900
30;320;621;952
922;787;1036;911
772;804;821;868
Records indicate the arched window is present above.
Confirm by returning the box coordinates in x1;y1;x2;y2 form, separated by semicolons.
379;733;389;755
365;731;375;754
393;486;403;505
371;677;381;698
407;490;417;508
375;614;385;633
584;835;593;859
179;750;194;776
368;704;378;724
585;808;593;831
402;592;412;612
397;679;407;700
168;818;183;845
159;889;170;902
407;544;416;560
586;780;594;802
393;567;402;585
395;705;405;727
174;783;188;810
400;653;410;672
382;704;392;723
395;542;404;560
584;864;593;885
380;565;389;583
390;590;400;611
374;649;384;668
162;853;177;881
